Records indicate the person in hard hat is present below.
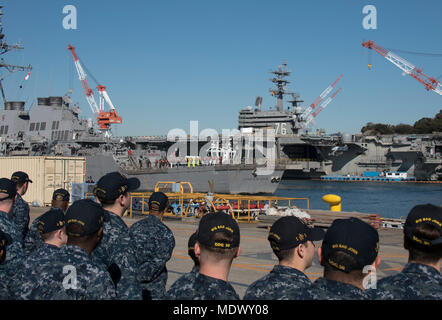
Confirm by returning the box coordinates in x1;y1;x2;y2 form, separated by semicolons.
376;204;442;300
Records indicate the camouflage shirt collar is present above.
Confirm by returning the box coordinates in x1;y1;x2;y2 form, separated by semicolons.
62;244;90;257
272;265;311;281
403;263;442;278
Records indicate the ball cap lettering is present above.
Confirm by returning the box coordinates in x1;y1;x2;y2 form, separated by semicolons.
197;212;240;249
404;204;442;247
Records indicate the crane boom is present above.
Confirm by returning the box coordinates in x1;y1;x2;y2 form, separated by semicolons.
68;44;122;136
300;74;343;120
67;45;100;115
362;40;442;96
301;87;342;130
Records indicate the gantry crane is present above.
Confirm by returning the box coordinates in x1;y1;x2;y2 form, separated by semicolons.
67;44;122;136
362;40;442;96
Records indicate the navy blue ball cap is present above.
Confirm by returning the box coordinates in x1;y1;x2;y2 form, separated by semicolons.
37;208;65;235
94;172;140;201
404;204;442;247
0;178;17;200
52;188;70;202
65;199;108;237
321;217;379;273
268;216;325;251
197;212;240;249
11;171;32;184
148;192;169;212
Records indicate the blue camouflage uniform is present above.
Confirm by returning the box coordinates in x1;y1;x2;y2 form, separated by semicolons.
166;272;240;300
23;215;44;256
91;210;142;300
376;263;442;300
0;210;25;299
130;214;175;300
302;277;371;300
9;242;60;298
244;265;312;300
16;244;116;300
10;193;30;242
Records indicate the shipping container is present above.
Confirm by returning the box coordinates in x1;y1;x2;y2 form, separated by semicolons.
0;156;86;206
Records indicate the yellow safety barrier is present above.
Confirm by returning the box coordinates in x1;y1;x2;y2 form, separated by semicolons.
83;182;310;223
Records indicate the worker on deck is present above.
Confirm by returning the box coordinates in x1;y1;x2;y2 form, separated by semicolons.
243;216;324;300
376;204;442;299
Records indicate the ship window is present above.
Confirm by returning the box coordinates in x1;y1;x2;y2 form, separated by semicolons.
4;126;8;134
56;121;60;130
52;121;56;130
30;123;35;131
35;123;40;131
0;126;3;134
51;131;54;140
64;130;68;141
40;122;46;131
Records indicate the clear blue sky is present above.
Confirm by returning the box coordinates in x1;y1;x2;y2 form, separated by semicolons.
2;0;442;136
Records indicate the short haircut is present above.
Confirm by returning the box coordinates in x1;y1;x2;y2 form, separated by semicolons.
41;227;65;242
198;231;238;260
97;191;128;207
406;223;442;264
66;223;100;246
271;240;310;262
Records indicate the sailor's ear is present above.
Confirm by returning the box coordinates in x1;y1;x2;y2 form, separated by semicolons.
317;247;323;266
194;242;201;258
235;246;241;259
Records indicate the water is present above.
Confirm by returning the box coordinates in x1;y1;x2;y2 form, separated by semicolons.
274;180;442;219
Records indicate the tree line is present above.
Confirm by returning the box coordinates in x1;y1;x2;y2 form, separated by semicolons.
361;110;442;134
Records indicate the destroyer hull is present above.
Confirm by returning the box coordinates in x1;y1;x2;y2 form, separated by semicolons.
85;155;284;194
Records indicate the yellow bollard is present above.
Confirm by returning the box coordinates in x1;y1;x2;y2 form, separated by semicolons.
322;194;342;212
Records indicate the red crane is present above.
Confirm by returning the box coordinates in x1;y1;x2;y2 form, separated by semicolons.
68;44;122;136
362;40;442;96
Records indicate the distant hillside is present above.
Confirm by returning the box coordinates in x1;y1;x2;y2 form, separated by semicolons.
361;110;442;135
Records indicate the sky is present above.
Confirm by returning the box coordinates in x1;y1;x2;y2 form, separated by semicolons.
1;0;442;136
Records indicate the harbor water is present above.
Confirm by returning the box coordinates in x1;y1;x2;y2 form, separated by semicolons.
275;180;442;219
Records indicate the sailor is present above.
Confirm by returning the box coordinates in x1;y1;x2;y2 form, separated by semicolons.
15;199;116;300
10;208;67;298
375;204;442;299
244;216;325;300
92;172;142;300
10;171;32;242
0;178;25;299
166;232;199;297
24;188;70;255
166;212;240;300
130;191;175;300
0;229;13;299
298;217;383;300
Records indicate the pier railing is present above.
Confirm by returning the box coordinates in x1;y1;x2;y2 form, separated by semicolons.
84;191;310;223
